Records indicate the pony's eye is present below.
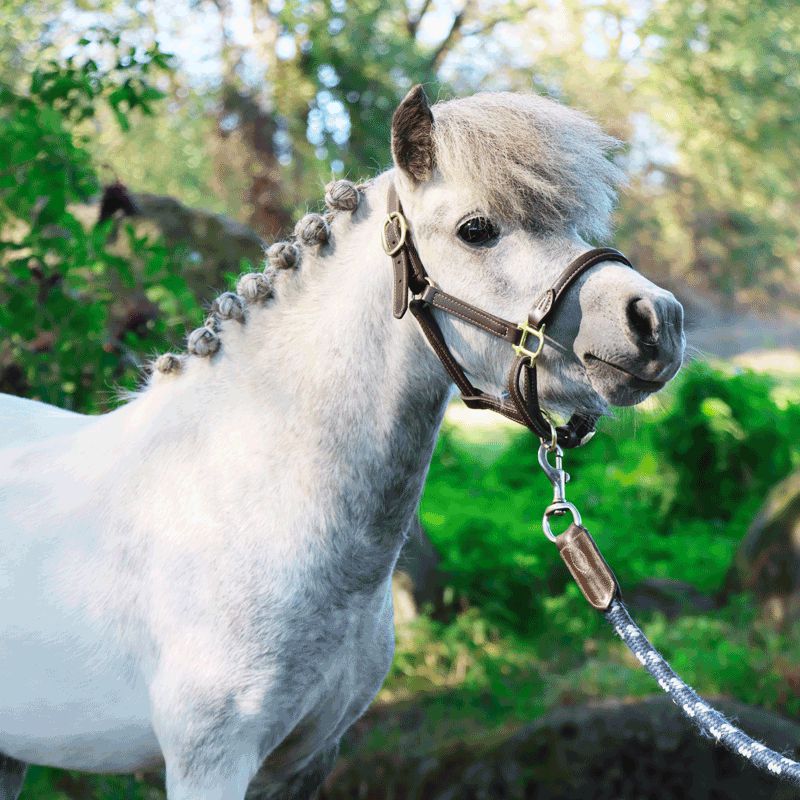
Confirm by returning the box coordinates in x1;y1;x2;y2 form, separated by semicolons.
457;216;499;246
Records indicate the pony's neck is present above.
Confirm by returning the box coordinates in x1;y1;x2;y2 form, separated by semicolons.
140;172;452;578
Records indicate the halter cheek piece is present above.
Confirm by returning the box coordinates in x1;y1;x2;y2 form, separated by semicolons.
382;183;633;448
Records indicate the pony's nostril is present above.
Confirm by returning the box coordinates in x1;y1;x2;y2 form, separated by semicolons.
626;297;660;346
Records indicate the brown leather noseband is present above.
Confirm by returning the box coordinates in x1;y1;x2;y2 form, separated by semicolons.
382;183;633;448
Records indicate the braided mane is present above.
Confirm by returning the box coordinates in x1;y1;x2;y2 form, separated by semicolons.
150;178;367;379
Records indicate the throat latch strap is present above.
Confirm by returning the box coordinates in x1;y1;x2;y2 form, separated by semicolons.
383;183;632;448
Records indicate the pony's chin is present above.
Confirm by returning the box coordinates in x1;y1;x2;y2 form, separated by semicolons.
584;357;666;407
538;377;610;424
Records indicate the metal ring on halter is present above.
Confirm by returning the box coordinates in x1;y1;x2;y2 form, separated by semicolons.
542;420;557;452
542;501;582;543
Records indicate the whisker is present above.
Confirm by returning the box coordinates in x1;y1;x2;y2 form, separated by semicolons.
683;344;707;363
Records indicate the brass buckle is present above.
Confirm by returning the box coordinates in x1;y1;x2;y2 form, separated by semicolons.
382;211;408;256
513;321;546;364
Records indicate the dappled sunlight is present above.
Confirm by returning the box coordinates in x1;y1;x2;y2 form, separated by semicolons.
734;348;800;377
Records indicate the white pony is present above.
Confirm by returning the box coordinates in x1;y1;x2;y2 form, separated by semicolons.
0;86;684;799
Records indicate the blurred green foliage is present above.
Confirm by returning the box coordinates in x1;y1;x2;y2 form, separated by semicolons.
0;34;201;411
379;593;800;760
656;363;800;518
613;0;800;297
5;0;796;302
268;1;436;178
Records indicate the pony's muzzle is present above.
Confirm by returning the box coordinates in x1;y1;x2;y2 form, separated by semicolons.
624;291;685;382
576;273;685;406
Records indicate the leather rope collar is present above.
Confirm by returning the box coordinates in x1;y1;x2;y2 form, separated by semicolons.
382;183;633;448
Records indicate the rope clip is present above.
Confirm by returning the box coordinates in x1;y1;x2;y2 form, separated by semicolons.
537;442;569;506
538;443;584;542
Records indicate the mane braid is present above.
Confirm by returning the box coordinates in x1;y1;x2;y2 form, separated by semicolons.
150;179;364;378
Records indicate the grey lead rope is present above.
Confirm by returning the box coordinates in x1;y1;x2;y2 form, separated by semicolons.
604;598;800;786
537;443;800;788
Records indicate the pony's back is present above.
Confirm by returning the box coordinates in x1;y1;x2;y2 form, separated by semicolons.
0;394;88;448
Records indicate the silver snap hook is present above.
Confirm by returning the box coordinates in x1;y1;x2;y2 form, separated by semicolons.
537;442;569;506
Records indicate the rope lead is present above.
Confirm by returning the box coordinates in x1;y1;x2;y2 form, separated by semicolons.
605;599;800;785
538;442;800;786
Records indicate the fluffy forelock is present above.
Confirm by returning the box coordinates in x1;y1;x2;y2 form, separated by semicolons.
430;91;625;240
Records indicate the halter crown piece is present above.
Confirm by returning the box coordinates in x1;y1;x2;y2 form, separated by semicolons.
382;183;633;448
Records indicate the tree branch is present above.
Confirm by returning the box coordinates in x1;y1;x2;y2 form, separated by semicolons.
428;0;474;71
407;0;435;38
461;2;538;39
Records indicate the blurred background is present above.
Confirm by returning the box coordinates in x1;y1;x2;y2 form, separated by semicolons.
2;0;800;797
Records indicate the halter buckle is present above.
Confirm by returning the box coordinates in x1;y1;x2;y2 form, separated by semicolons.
513;321;546;364
382;211;408;256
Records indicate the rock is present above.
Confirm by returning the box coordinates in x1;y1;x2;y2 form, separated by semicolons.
627;578;719;619
320;696;800;799
72;192;267;294
727;470;800;624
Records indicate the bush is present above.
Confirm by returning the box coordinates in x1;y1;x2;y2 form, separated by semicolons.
654;361;800;519
0;35;201;412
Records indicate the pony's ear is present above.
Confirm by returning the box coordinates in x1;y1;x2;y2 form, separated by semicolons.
391;85;434;183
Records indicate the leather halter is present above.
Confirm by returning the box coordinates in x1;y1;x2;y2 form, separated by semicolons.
382;183;633;448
